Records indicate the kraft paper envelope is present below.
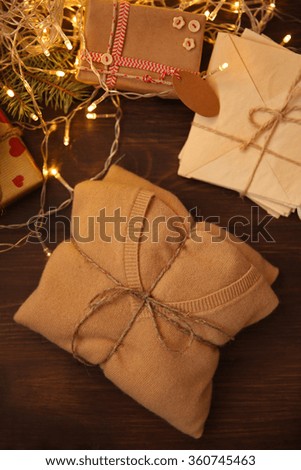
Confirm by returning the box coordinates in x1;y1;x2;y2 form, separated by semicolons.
241;30;301;217
178;30;301;217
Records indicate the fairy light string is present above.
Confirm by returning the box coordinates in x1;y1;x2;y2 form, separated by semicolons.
0;1;298;255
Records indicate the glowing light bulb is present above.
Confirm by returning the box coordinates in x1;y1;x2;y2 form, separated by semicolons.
30;113;39;121
49;167;58;177
64;120;70;147
56;70;65;77
72;15;77;25
203;62;229;80
42;167;49;177
44;247;52;257
270;2;276;9
64;39;73;51
44;49;50;57
86;113;97;120
219;62;229;71
281;34;292;45
6;88;15;97
209;0;227;21
233;1;240;13
87;103;97;112
204;10;210;19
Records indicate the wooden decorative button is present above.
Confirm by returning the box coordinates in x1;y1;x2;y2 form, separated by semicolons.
188;20;201;33
173;16;185;30
101;53;113;65
183;38;195;51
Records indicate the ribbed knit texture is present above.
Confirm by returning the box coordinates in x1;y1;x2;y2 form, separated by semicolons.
124;190;154;290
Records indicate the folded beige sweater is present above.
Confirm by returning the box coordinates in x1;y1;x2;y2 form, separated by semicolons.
15;165;279;438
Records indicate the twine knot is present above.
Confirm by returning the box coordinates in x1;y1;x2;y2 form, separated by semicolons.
238;70;301;195
71;238;233;367
274;110;285;122
192;71;301;199
241;102;301;152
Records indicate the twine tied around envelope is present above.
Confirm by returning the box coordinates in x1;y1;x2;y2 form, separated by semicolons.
192;70;301;197
240;70;301;196
71;236;233;367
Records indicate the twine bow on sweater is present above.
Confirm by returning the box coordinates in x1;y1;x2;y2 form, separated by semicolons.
71;238;233;367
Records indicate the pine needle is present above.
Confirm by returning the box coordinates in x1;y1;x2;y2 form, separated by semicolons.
0;45;92;121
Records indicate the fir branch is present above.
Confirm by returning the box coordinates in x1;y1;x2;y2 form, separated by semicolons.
0;45;92;121
24;70;82;99
0;78;36;121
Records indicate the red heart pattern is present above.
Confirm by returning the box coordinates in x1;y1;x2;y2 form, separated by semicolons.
12;175;25;188
9;137;25;157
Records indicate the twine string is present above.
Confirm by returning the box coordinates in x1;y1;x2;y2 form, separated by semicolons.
71;236;233;367
81;0;184;88
240;71;301;196
192;70;301;197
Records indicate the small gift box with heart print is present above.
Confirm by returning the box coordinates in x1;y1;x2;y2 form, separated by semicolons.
0;109;43;209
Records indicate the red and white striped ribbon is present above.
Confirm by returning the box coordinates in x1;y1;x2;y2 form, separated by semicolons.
81;51;180;81
106;0;131;88
82;0;181;88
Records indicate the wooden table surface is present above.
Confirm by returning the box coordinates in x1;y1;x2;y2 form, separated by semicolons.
1;1;300;450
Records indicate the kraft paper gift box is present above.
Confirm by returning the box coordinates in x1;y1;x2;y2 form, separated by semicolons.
15;165;279;438
76;0;206;97
178;29;301;218
0;109;42;208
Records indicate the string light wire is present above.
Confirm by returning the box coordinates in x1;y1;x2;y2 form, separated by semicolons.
0;0;298;255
